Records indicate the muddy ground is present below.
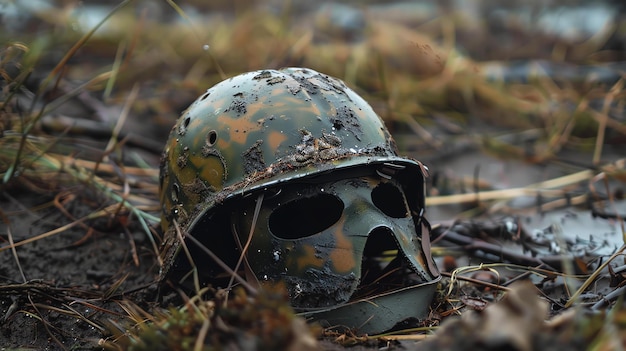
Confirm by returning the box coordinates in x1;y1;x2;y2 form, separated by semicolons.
2;0;626;350
0;188;158;349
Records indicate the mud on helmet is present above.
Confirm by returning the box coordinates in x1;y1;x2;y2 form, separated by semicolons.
158;67;440;334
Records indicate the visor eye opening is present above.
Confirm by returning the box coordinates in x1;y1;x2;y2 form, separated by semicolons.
268;193;344;240
371;182;409;218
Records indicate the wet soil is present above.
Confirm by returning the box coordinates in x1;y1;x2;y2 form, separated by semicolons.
0;188;159;349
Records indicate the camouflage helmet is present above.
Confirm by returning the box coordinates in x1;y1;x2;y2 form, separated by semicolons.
159;67;440;334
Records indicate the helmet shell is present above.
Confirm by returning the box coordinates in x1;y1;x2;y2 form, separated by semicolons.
159;68;398;230
158;68;437;300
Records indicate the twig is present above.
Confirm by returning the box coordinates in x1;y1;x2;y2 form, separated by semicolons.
565;243;626;308
228;193;263;292
440;271;511;292
426;169;594;206
0;209;26;282
591;284;626;309
27;294;66;350
185;232;258;295
435;229;557;269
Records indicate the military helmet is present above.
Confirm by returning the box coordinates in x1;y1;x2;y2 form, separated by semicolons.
158;67;440;334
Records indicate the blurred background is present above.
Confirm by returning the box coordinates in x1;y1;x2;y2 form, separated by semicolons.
2;1;624;221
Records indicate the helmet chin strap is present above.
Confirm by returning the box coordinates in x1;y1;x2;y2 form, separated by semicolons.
229;193;265;291
419;216;440;277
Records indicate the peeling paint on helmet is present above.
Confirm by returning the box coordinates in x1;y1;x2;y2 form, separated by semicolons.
158;68;400;235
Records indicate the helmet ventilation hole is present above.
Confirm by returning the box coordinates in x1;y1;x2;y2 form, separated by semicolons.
200;91;210;101
206;130;218;146
178;116;191;135
171;183;180;203
269;193;343;239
